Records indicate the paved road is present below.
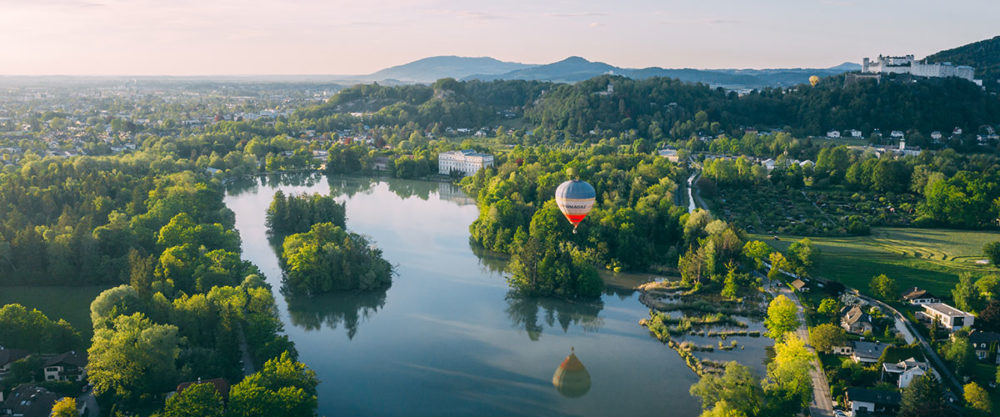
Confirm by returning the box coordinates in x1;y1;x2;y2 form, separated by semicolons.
852;291;963;393
236;322;256;375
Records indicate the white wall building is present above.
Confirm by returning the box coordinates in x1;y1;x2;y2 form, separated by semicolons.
862;55;982;86
920;303;974;332
438;150;494;177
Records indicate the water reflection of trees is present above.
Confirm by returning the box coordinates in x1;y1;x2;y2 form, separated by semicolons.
285;289;388;339
326;175;377;198
505;295;604;341
386;179;434;200
226;172;323;194
468;242;508;274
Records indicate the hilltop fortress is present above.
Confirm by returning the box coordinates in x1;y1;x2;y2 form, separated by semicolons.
862;55;982;86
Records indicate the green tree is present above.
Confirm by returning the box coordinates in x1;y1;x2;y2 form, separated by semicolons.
764;333;813;410
952;273;983;312
721;267;739;299
50;397;77;417
899;374;957;417
88;313;180;402
227;352;319;417
764;295;800;341
690;361;763;417
767;252;788;281
985;241;1000;266
940;335;976;377
742;241;772;270
817;298;842;319
963;382;992;415
787;238;818;273
868;274;897;300
808;323;846;353
164;382;224;417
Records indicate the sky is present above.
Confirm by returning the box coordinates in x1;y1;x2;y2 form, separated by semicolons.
1;0;997;76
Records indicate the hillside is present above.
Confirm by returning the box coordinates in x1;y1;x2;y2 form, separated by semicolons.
925;35;1000;91
365;56;532;83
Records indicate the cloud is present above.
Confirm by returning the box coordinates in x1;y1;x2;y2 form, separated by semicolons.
543;11;607;18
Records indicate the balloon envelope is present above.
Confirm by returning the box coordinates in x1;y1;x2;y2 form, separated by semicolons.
552;348;591;398
809;75;820;86
555;180;596;229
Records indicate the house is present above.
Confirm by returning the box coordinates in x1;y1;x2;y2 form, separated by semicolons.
848;341;891;364
965;330;1000;364
845;387;901;416
761;158;776;171
0;384;61;417
881;357;930;388
841;305;873;334
0;347;30;380
901;287;939;305
919;303;974;332
790;279;808;292
826;130;841;138
176;378;230;401
43;351;87;382
930;131;943;141
849;129;863;138
890;130;905;139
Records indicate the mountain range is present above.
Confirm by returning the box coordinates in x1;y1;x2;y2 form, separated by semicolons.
351;55;861;89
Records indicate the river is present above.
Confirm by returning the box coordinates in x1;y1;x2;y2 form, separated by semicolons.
224;174;742;416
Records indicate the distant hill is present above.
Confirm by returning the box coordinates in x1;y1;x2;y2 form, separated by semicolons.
364;56;532;83
463;57;858;88
925;35;1000;91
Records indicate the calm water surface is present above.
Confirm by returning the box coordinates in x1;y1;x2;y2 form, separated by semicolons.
224;174;757;417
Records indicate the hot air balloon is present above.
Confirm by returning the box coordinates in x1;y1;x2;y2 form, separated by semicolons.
809;75;820;86
555;180;595;233
552;347;591;398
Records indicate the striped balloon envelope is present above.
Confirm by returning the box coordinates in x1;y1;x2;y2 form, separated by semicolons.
555;180;596;233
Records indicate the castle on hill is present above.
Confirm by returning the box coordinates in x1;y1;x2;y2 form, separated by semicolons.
862;54;982;86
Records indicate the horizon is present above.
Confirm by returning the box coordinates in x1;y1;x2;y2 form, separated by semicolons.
1;0;997;76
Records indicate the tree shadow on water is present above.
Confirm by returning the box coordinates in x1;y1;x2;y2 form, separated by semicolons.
505;294;604;341
285;289;388;339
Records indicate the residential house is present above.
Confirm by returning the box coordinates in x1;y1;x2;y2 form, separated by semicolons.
881;357;929;388
849;129;863;138
901;287;939;305
845;387;901;416
965;330;1000;364
841;305;873;334
0;347;30;381
890;130;905;139
826;130;841;138
849;341;891;364
930;131;943;141
0;384;61;417
790;279;808;292
919;303;974;332
43;351;87;382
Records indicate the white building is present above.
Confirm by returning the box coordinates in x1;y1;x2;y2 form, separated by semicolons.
862;55;982;85
849;129;863;138
882;357;930;388
920;303;974;332
658;148;680;162
826;130;841;138
438;150;494;177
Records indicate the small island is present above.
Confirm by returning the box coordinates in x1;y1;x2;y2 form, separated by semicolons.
268;193;392;295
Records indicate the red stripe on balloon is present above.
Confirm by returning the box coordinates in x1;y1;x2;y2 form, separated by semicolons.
564;214;587;223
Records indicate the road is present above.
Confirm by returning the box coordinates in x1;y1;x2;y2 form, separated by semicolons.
851;291;963;393
236;322;256;375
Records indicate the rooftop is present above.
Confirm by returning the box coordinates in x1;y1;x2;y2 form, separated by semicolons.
852;341;890;360
846;387;901;405
923;303;971;317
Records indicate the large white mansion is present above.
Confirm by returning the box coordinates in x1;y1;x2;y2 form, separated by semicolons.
438;150;494;176
862;55;982;86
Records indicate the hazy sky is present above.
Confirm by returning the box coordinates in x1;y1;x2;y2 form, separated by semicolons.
1;0;997;75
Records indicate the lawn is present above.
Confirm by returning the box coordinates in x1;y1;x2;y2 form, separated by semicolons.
0;285;110;338
753;227;1000;298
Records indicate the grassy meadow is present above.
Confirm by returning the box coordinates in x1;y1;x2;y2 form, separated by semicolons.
0;285;110;338
755;227;1000;298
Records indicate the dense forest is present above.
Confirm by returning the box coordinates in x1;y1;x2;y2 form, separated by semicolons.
288;73;1000;147
265;191;346;239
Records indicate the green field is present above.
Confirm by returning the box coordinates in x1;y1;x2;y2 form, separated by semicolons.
0;285;110;337
754;227;1000;298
